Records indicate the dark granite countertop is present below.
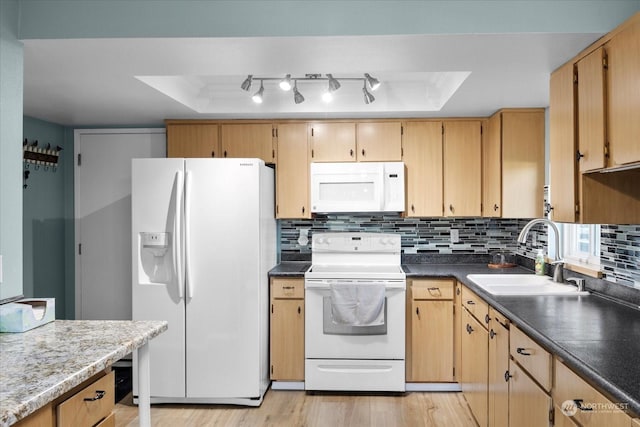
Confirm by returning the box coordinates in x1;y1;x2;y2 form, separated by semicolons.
269;261;640;416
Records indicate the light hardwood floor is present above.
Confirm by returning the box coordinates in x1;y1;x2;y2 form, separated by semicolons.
114;390;476;426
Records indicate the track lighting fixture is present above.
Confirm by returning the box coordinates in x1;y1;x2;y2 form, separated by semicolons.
240;75;253;91
293;81;305;104
363;83;375;104
364;73;380;91
279;74;292;91
252;81;264;104
241;73;379;105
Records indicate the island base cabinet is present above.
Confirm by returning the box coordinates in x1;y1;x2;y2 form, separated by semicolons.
508;360;551;427
13;404;53;427
57;371;115;427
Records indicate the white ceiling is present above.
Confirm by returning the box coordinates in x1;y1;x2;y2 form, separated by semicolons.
22;32;601;126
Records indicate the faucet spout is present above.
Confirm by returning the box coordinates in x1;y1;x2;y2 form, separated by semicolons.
518;218;564;282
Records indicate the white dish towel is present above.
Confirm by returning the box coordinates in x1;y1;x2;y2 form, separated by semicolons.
330;283;386;326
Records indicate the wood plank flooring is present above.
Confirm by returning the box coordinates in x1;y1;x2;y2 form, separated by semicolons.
114;389;476;426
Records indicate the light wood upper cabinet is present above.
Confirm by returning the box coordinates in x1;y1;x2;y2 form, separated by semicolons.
275;123;310;219
577;47;607;172
549;62;579;223
484;110;545;218
220;123;275;164
309;122;356;162
406;279;454;382
356;122;402;161
443;121;482;217
402;121;443;217
606;17;640;168
166;122;219;158
270;278;305;381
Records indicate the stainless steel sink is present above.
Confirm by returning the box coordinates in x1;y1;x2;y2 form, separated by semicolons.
467;274;589;296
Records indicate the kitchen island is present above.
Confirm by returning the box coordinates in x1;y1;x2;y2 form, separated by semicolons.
0;319;167;427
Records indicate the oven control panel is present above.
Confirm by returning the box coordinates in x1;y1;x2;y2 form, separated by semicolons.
311;232;400;253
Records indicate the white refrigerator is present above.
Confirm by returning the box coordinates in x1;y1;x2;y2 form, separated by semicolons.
131;158;275;406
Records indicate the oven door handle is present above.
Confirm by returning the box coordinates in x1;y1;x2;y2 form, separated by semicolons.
305;284;406;291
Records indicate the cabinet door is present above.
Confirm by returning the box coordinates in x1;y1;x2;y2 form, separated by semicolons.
276;123;310;218
410;299;454;382
488;311;509;427
13;403;53;427
402;121;443;217
270;298;305;380
461;308;489;427
577;47;607;172
549;62;579;222
220;124;275;164
454;282;462;382
607;19;640;167
483;113;502;217
508;360;551;427
501;110;545;218
309;122;356;162
443;121;482;217
357;122;402;161
166;124;219;158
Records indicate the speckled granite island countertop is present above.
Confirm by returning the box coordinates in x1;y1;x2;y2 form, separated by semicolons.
0;320;167;426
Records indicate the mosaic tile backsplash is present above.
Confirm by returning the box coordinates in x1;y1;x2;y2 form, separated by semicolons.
279;215;639;289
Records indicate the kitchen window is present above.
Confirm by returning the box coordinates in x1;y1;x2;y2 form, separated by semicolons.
555;223;601;271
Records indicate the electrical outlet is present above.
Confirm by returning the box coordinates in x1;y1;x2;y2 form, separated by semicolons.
450;229;460;244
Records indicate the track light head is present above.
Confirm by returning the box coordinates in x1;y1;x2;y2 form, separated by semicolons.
241;75;253;91
364;73;380;91
279;74;292;91
327;74;341;92
293;81;305;104
252;81;264;104
363;84;375;104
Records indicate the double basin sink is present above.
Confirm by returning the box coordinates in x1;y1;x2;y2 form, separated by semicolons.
467;274;590;296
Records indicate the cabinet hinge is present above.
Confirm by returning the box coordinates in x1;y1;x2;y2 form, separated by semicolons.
77;153;82;166
311;128;314;137
401;125;404;136
602;54;608;70
401;147;404;157
480;124;483;135
271;365;273;375
549;408;554;424
574;70;579;84
441;124;444;135
78;244;82;255
271;304;273;314
453;367;455;377
276;205;279;214
575;204;580;214
311;149;315;158
272;128;275;138
275;128;278;138
604;142;610;159
272;149;275;159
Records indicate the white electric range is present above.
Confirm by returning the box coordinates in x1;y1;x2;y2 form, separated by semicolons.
304;232;406;392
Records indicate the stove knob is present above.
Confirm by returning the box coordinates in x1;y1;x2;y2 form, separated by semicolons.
380;238;389;245
315;237;325;245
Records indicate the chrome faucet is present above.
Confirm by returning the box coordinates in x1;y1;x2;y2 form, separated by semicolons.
517;218;564;283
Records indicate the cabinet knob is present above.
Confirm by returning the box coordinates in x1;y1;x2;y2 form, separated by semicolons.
466;300;475;305
350;149;354;157
298;306;301;314
504;370;512;382
302;206;305;214
466;324;474;334
456;287;461;295
361;149;366;157
489;329;496;339
573;399;594;412
516;347;532;356
493;204;499;211
223;150;228;157
211;151;215;158
449;204;454;213
416;307;420;316
411;204;415;213
576;150;584;162
485;314;490;324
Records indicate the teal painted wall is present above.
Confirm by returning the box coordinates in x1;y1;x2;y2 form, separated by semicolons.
22;117;74;319
17;0;640;39
0;0;24;302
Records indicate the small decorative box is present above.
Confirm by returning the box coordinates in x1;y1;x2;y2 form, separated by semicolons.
0;298;55;333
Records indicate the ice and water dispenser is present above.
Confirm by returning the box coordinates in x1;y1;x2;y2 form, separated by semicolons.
138;232;171;283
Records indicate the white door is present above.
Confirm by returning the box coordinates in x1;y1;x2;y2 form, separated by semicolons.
184;159;262;398
75;129;165;320
131;158;186;399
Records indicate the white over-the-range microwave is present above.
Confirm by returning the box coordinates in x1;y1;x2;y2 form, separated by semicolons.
310;162;405;213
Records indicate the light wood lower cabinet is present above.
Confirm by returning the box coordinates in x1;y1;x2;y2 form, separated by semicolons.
406;279;454;382
270;277;305;381
508;359;552;427
553;359;634;427
461;305;489;427
13;403;53;427
488;308;509;427
57;371;115;427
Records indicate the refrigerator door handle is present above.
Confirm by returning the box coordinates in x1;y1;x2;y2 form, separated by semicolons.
184;170;193;299
173;170;184;299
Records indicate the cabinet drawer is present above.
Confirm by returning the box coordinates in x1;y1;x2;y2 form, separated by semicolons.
411;279;453;300
462;286;489;327
510;325;551;392
490;307;510;328
554;360;633;427
57;371;114;427
95;412;115;427
271;278;304;299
